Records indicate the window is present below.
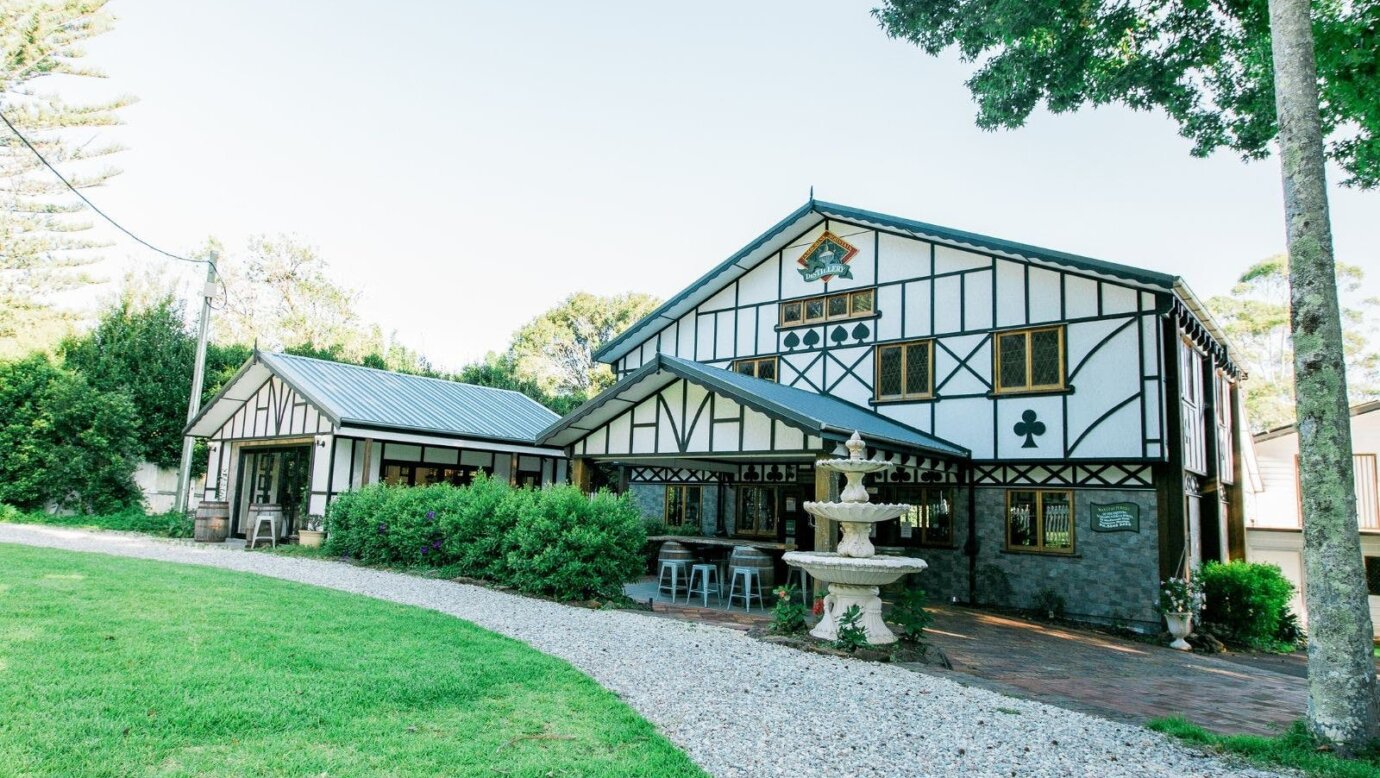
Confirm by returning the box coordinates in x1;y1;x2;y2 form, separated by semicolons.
877;485;954;547
732;356;778;382
1005;489;1074;554
664;485;702;528
737;485;780;537
875;340;934;401
993;326;1065;394
780;288;876;327
382;461;490;487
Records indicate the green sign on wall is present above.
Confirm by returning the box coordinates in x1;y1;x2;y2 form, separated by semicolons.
1090;502;1140;533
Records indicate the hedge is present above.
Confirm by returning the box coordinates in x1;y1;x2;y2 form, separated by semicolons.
1199;560;1298;649
322;477;646;601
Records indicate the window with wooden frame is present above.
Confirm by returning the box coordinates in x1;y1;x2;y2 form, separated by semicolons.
993;326;1065;394
737;485;779;537
1005;489;1074;554
877;485;954;547
779;288;875;327
732;356;778;382
874;340;934;401
664;485;703;528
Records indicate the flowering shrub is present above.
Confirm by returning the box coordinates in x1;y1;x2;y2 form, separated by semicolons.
768;585;808;635
323;476;647;601
1157;576;1204;616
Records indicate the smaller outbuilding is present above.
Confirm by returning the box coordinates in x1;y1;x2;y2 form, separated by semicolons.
186;351;567;541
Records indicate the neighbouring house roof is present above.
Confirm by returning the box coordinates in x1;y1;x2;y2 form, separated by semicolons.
1254;400;1380;444
593;199;1235;373
538;353;970;458
185;351;560;444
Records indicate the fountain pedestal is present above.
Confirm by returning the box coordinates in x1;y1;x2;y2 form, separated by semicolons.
782;431;928;645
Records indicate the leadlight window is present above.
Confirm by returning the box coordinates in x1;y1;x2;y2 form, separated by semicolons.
780;288;877;327
993;326;1065;394
382;462;490;487
875;340;934;401
1006;489;1074;554
737;485;779;537
665;485;702;528
733;356;778;382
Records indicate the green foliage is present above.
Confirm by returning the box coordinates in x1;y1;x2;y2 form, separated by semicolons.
1;506;193;538
1149;717;1380;778
1031;587;1067;620
873;0;1380;189
1157;575;1204;616
888;587;933;643
833;604;869;652
60;296;197;469
0;355;141;512
510;292;661;396
0;545;703;777
769;585;808;635
454;351;587;415
323;478;647;601
1207;257;1379;431
1198;561;1298;650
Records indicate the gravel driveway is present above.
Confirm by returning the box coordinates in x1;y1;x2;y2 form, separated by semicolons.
0;524;1285;777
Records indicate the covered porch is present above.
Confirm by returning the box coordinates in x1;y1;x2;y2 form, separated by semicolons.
539;354;971;603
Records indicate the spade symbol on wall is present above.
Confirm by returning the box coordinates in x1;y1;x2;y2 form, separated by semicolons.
1013;409;1046;449
851;322;870;341
802;329;821;348
830;325;848;345
783;331;801;350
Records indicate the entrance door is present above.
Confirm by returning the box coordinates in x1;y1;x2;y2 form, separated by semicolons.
233;446;312;538
780;487;813;551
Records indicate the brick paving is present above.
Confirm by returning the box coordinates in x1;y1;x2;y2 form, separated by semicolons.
628;577;1307;737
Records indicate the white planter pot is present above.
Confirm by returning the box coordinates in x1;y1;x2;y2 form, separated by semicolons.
298;529;325;548
1164;612;1193;651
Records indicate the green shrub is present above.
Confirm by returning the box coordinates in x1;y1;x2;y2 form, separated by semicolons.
1031;587;1067;620
769;585;808;635
0;507;192;537
834;605;869;652
1199;561;1297;650
888;587;933;643
323;479;647;601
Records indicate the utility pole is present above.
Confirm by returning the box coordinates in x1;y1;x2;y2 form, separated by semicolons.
174;252;218;513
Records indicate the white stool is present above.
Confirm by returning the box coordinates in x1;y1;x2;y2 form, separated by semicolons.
658;559;689;601
248;512;277;549
687;563;721;607
787;567;811;606
725;566;763;612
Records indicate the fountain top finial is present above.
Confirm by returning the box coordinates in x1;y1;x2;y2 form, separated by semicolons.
845;431;865;461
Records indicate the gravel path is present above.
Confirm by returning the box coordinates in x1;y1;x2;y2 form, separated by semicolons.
0;524;1286;778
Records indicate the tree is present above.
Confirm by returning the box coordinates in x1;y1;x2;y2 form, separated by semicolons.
1210;256;1379;431
0;0;134;357
0;354;141;512
509;292;660;396
59;293;196;469
455;351;586;416
874;0;1379;750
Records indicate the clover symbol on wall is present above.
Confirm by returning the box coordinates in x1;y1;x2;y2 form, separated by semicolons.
1014;409;1046;449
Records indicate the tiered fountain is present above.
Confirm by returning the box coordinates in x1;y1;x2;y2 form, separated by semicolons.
783;432;928;644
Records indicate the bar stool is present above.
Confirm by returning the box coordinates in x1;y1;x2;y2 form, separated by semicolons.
658;558;689;602
248;512;277;549
686;563;721;607
725;566;763;612
786;567;811;606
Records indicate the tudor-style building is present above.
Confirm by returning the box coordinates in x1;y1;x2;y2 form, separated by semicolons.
539;200;1246;630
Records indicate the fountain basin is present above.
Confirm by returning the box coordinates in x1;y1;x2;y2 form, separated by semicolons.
783;551;927;644
802;501;910;525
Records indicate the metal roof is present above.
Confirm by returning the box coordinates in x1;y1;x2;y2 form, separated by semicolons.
185;351;560;443
539;354;969;458
595;199;1198;365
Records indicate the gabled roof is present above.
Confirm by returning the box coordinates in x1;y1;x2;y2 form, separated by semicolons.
1254;400;1380;443
538;354;969;458
185;351;560;444
595;199;1206;366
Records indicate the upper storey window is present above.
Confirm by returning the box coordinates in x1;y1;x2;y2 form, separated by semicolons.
733;356;777;382
780;288;874;328
993;326;1065;394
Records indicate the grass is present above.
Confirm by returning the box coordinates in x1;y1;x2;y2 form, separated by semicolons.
1;505;193;538
0;544;703;777
1149;716;1380;778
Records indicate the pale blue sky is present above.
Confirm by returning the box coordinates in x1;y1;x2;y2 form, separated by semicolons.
66;0;1379;369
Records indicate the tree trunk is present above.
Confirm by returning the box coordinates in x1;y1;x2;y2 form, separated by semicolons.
1268;0;1379;753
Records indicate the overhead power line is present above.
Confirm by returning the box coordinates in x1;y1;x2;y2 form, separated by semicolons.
0;107;219;278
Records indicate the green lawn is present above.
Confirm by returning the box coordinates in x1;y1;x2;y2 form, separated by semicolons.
0;544;703;777
1149;716;1380;778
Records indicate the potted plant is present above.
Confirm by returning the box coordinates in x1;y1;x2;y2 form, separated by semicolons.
299;515;326;548
1157;576;1202;651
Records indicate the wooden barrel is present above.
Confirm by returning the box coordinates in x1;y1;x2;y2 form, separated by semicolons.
195;501;230;543
729;546;775;589
657;541;694;568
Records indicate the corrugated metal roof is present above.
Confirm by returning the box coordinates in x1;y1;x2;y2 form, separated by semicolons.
540;354;969;458
245;352;559;442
